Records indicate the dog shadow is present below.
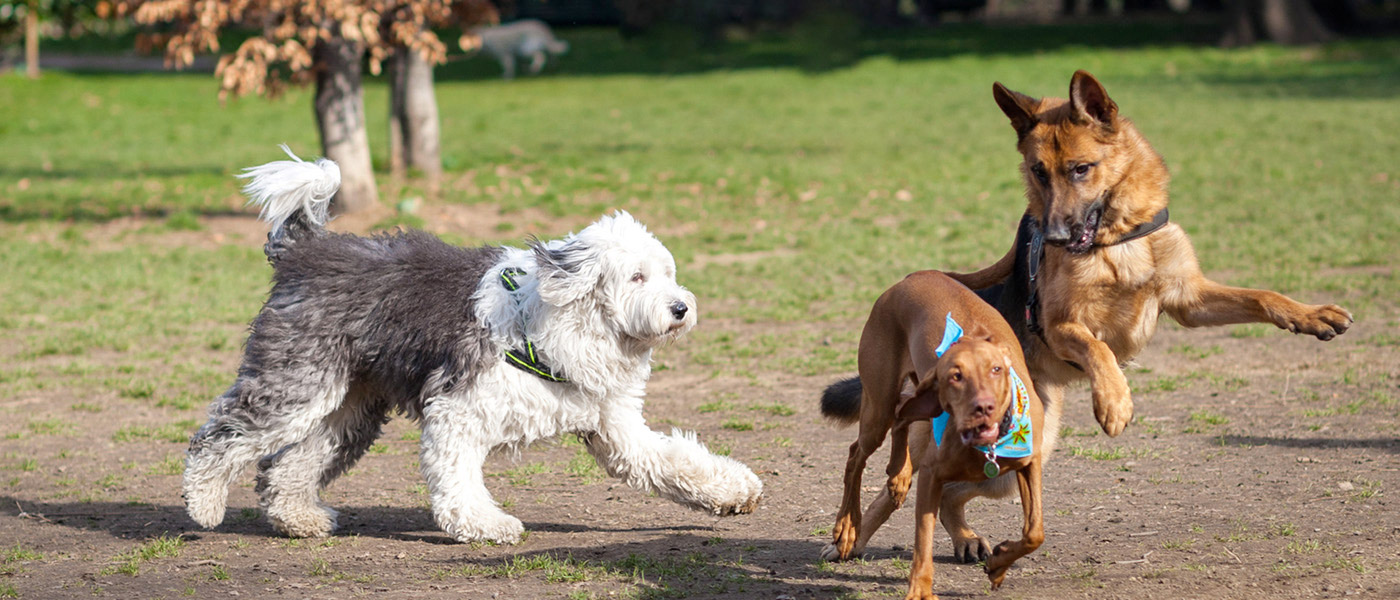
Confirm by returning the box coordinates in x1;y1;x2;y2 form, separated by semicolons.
0;495;993;595
0;496;717;542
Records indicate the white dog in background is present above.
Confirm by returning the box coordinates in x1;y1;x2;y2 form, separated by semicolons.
471;19;570;80
182;147;762;544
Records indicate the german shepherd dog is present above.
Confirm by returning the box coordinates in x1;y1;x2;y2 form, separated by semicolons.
821;70;1351;563
948;70;1352;440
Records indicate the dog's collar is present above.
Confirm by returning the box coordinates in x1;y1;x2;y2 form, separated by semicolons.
499;268;569;383
930;364;1035;476
1103;207;1170;247
1022;207;1167;370
930;315;1035;474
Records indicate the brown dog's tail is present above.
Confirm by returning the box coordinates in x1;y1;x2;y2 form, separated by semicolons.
820;377;862;425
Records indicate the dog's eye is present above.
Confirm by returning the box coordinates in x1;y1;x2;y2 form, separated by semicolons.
630;272;646;284
991;366;1002;375
1073;163;1092;177
949;372;962;383
1030;164;1048;184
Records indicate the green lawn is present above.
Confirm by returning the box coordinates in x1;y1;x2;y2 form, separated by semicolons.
2;23;1398;400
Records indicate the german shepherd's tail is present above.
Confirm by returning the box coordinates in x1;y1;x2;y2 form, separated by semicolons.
820;376;862;425
237;144;340;262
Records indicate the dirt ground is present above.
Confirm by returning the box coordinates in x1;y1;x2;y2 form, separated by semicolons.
2;271;1398;598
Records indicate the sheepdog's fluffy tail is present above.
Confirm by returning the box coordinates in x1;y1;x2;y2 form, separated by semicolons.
820;376;862;425
238;145;340;258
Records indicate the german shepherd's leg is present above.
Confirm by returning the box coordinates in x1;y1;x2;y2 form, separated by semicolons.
984;460;1044;589
1044;322;1134;436
829;362;904;561
945;245;1015;291
1165;278;1352;341
939;476;1016;563
905;467;945;600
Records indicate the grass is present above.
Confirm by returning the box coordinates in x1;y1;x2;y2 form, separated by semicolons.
503;462;549;487
0;21;1396;597
566;449;604;483
102;534;186;576
112;420;199;444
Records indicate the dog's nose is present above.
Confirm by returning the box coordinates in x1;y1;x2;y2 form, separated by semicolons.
669;301;689;320
971;396;996;419
1044;219;1071;244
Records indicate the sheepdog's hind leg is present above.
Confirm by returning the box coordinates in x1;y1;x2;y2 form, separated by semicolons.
254;390;388;538
183;376;348;530
419;399;523;544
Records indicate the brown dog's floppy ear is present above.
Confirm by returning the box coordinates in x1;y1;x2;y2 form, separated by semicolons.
1069;70;1118;130
896;375;943;423
993;82;1038;140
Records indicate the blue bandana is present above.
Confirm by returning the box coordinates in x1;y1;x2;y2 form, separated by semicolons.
929;314;1034;460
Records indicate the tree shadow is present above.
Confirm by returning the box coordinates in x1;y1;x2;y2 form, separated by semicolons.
434;20;1224;81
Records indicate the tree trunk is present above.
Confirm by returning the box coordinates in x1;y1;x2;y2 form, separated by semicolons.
1222;0;1334;46
314;37;378;215
24;0;39;79
388;47;442;195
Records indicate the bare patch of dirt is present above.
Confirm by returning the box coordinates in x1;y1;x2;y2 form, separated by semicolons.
2;296;1398;599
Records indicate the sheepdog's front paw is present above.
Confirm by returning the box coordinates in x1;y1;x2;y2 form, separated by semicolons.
707;461;763;516
438;509;524;545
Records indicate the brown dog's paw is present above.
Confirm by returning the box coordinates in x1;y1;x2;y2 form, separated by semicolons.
951;535;991;564
828;517;860;561
1091;384;1134;437
984;542;1018;589
903;588;940;600
1287;304;1353;341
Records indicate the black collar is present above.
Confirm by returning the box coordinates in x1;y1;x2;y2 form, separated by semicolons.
1103;207;1170;247
499;268;569;383
1022;207;1169;371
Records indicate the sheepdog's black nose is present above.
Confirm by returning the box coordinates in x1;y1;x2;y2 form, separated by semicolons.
670;301;688;320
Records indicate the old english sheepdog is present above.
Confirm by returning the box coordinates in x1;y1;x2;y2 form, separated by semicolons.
182;147;763;544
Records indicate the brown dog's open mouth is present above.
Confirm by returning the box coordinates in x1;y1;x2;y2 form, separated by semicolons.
960;408;1014;447
961;423;1000;447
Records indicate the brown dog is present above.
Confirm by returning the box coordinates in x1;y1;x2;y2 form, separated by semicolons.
820;271;1057;598
950;70;1353;442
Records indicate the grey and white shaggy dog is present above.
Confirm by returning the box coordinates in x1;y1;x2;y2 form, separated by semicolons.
183;147;763;544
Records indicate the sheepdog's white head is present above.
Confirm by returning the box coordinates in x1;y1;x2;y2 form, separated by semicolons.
531;212;697;346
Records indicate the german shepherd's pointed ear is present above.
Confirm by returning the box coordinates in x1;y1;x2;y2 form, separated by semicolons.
993;82;1038;140
531;237;603;306
1069;70;1118;130
896;374;944;423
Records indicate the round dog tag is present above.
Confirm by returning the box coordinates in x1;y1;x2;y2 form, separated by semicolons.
983;460;1000;478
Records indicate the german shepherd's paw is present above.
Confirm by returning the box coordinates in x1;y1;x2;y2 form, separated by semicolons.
1092;382;1134;437
1285;304;1353;341
951;535;992;563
